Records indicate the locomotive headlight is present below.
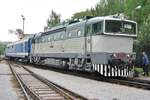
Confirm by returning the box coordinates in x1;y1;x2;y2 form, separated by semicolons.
113;53;117;58
127;54;130;58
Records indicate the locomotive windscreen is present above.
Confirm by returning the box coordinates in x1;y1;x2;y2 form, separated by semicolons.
105;20;136;35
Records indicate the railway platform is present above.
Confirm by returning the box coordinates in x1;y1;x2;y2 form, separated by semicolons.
25;65;150;100
0;61;23;100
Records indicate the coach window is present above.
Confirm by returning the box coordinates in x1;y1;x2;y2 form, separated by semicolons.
37;38;39;43
42;37;44;43
57;33;61;40
36;38;38;43
54;34;57;41
44;36;47;42
35;39;37;43
60;32;65;39
60;33;63;39
92;21;103;34
37;38;40;43
48;35;51;42
46;36;48;42
39;38;42;43
55;33;58;40
51;35;54;41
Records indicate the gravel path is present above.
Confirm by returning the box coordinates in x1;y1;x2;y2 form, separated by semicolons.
26;66;150;100
0;61;19;100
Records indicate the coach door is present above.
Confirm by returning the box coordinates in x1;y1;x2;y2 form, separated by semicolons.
85;24;92;55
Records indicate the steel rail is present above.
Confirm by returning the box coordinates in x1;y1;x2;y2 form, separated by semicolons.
8;61;88;100
15;60;150;90
106;77;150;90
23;65;88;100
7;61;31;100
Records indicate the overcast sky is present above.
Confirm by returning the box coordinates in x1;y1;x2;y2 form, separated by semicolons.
0;0;100;42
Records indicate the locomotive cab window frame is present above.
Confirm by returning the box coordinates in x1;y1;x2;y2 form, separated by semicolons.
92;21;103;35
85;21;103;36
105;20;136;35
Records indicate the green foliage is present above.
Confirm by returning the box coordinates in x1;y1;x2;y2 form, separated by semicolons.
72;9;92;19
0;42;6;55
136;14;150;54
47;10;61;28
72;0;124;18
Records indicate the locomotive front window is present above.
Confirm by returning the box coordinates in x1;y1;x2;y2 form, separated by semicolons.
105;20;136;35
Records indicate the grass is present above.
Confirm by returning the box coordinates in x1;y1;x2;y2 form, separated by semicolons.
134;67;143;73
134;67;150;77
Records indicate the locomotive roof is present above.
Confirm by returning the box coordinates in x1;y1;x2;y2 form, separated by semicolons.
86;16;136;24
34;16;137;38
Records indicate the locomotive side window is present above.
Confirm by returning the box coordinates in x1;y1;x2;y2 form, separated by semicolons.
77;30;81;36
85;24;92;36
105;20;121;33
85;21;103;36
67;28;79;38
92;22;103;34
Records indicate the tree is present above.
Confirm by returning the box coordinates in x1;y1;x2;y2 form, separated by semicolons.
47;10;61;28
72;9;92;19
0;42;6;55
8;29;24;39
16;29;23;35
135;14;150;54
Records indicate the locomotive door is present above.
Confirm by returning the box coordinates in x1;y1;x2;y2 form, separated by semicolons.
85;24;92;56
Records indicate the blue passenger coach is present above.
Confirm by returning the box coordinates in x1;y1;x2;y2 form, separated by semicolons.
5;36;32;61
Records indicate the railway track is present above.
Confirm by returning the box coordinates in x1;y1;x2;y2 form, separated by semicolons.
67;70;150;90
109;77;150;90
9;61;150;93
8;61;87;100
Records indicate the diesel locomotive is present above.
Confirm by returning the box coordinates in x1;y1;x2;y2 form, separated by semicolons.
5;16;137;77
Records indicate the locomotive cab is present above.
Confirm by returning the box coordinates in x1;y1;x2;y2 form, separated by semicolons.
85;17;137;65
84;16;137;76
104;18;137;65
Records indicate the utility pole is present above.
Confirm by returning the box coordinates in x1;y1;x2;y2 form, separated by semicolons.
21;15;25;34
